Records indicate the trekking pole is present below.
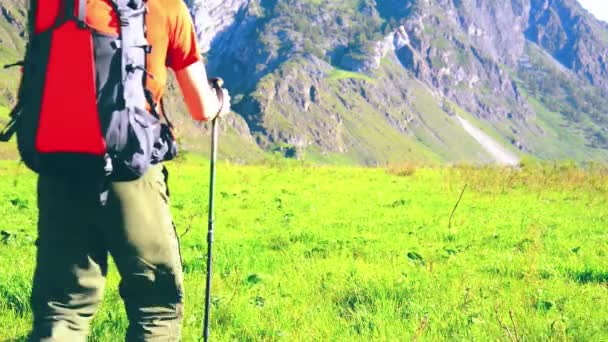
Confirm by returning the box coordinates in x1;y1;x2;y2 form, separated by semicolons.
204;77;224;342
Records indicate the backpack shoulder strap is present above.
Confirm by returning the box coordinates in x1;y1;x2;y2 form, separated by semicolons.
110;0;145;13
77;0;86;26
58;0;87;28
109;0;151;110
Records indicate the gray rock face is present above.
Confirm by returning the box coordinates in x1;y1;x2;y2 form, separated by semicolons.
185;0;252;53
190;0;541;124
449;0;531;65
526;0;608;92
185;0;263;90
383;0;533;122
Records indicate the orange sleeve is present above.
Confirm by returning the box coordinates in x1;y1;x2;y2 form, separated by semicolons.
167;1;202;71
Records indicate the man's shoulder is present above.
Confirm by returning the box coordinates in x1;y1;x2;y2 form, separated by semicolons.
148;0;188;15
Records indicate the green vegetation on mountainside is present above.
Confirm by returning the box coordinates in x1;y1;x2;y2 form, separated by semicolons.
460;42;608;161
517;43;608;154
326;68;375;83
235;0;608;163
258;0;385;62
404;83;493;162
0;105;17;160
178;123;266;164
521;95;608;161
0;0;26;106
250;55;500;165
0;160;607;340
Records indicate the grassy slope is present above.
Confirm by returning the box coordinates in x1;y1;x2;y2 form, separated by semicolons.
322;78;439;164
259;56;503;165
0;0;26;106
506;43;608;161
523;96;607;160
145;71;266;164
0;160;607;340
174;122;266;164
0;104;18;159
373;58;493;163
405;82;495;163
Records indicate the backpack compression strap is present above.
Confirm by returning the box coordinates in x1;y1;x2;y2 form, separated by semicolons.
110;0;151;112
34;0;86;33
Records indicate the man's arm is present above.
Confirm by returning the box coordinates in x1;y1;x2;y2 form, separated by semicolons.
174;61;223;122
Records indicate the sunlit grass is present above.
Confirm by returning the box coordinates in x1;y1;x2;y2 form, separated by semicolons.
0;159;606;340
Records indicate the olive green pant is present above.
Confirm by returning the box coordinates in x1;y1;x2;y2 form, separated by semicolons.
29;164;184;341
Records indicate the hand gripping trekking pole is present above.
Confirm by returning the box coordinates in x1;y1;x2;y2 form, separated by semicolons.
204;77;224;342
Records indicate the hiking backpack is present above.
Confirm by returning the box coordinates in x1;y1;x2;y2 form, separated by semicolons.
0;0;177;181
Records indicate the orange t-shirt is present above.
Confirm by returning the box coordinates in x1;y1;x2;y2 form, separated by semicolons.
86;0;201;106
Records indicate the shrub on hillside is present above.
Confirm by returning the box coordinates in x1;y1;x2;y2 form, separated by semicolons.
386;162;417;177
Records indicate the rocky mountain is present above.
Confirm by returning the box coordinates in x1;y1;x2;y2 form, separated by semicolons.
2;0;608;164
187;0;608;164
0;0;26;103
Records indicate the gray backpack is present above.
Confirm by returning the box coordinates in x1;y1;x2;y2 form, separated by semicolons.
0;0;177;181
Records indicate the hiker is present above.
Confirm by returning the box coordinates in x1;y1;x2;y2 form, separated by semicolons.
12;0;231;340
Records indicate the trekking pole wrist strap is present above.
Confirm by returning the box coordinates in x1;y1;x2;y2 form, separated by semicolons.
209;78;224;118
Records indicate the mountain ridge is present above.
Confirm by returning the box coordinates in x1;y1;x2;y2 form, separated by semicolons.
1;0;607;164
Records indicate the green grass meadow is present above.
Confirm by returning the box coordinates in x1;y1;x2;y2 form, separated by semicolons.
0;158;607;341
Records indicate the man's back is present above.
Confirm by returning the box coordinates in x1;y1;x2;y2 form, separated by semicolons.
86;0;201;105
25;1;227;341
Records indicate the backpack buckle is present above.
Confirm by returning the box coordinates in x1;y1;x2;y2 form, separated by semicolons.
126;64;155;80
119;16;129;27
0;117;17;142
77;20;88;29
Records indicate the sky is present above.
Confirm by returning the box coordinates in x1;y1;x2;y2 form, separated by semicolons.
578;0;608;22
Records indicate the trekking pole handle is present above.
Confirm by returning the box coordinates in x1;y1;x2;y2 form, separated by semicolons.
209;77;224;119
209;77;224;88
